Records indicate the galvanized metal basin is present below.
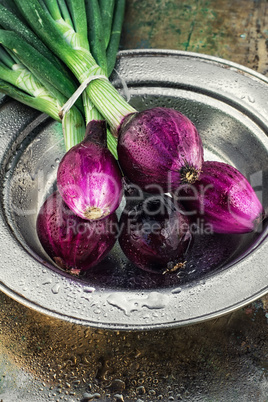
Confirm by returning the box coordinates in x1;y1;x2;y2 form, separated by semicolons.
0;50;267;330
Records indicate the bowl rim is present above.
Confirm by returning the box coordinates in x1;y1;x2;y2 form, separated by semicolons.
0;49;267;330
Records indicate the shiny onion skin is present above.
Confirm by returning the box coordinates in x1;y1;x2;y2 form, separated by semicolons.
117;107;204;193
119;194;192;274
36;191;118;274
178;161;264;234
57;120;123;221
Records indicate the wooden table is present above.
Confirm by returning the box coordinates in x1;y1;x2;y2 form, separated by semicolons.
122;0;268;75
0;1;267;401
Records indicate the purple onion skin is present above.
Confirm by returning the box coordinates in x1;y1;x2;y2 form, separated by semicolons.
117;107;204;193
119;195;192;274
37;191;118;274
178;161;264;234
57;120;123;221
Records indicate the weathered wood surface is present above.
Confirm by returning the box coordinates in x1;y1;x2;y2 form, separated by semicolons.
122;0;268;75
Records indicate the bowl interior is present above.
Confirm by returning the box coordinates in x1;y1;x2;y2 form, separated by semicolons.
3;90;267;291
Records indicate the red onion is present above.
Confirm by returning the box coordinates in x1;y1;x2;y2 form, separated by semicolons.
119;193;192;274
36;191;118;274
177;161;264;234
57;120;123;221
117;107;204;193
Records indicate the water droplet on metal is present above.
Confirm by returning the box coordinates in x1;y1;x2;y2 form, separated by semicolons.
171;287;182;294
51;283;61;294
107;291;169;316
42;278;52;285
83;286;95;293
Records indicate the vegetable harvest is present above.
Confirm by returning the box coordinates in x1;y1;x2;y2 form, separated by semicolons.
119;190;192;274
178;161;264;234
0;0;265;275
37;191;118;273
57;120;123;221
117;107;204;193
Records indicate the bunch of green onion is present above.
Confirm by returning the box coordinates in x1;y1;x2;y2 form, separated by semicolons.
0;0;127;157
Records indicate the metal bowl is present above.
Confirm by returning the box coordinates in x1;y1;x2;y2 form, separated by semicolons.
0;50;267;330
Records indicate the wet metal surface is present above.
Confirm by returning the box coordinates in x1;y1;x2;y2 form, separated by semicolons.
0;51;267;330
0;292;267;401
